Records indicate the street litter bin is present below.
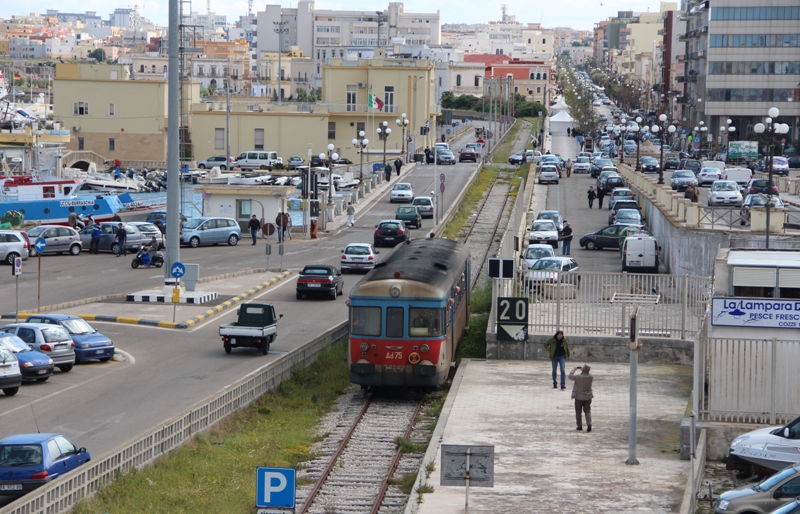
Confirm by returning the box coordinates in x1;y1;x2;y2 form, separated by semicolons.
414;153;424;164
183;264;200;292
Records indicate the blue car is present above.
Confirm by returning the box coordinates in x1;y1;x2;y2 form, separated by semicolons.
0;335;54;382
24;314;115;363
0;434;90;496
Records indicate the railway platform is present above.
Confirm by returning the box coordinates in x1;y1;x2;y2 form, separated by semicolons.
407;359;692;514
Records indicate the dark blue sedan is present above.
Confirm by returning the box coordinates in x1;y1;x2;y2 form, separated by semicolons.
0;335;54;382
25;314;115;363
0;434;90;496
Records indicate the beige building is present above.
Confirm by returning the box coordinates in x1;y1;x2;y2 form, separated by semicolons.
256;48;315;100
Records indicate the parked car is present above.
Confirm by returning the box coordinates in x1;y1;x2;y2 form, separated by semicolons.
374;219;411;247
591;158;615;177
604;176;626;191
129;222;164;248
608;188;635;209
746;178;780;197
773;157;790;176
436;149;456;165
0;433;90;496
522;257;580;292
612;209;643;226
580;224;637;250
332;157;354;166
0;334;54;382
608;200;641;225
0;346;22;396
525;149;542;163
0;230;30;265
708;180;744;207
197;155;236;170
340;243;379;273
573;156;592;174
24;314;114;363
664;156;681;170
715;463;800;514
179;217;241;248
622;235;660;273
236;150;282;170
25;226;82;256
697;167;723;185
508;151;524;165
528;219;559;248
740;195;785;225
395;205;422;229
0;324;75;372
145;211;187;225
670;170;698;191
287;156;305;170
77;222;144;254
623;141;637;154
459;148;478;162
597;169;620;189
639;156;660;173
412;196;434;218
520;244;556;270
536;210;565;233
538;165;560;184
390;183;414;203
767;497;800;514
788;156;800;170
296;264;344;300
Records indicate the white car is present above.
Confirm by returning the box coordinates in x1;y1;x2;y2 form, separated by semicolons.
528;220;559;248
0;346;22;396
697;167;723;185
538;165;560;184
708;180;743;206
728;415;800;476
412;196;434;218
340;243;379;273
773;156;790;175
520;244;555;270
572;157;592;174
390;182;413;203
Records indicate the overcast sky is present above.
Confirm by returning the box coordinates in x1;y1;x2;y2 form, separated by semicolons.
4;0;671;32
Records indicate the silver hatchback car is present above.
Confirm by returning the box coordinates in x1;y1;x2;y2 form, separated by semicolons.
0;323;76;372
179;217;241;248
0;230;30;265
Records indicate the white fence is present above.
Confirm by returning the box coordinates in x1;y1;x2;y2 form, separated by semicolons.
1;324;349;514
493;271;710;339
697;336;800;425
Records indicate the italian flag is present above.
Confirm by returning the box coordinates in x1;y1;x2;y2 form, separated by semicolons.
368;93;384;110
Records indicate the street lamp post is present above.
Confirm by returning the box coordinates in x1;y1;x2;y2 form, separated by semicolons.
620;125;627;165
273;21;287;106
635;117;643;170
352;131;368;184
396;113;409;162
377;121;391;166
754;108;790;248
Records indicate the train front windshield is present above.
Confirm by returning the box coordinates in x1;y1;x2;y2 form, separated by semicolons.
350;306;381;336
409;308;443;337
350;306;444;338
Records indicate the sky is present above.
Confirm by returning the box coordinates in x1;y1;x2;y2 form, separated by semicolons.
2;0;672;32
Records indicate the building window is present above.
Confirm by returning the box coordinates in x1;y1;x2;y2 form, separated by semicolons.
536;73;541;80
254;128;264;150
108;138;115;152
139;64;144;73
474;76;480;87
109;103;115;116
384;86;394;113
236;199;252;219
542;73;547;80
537;87;541;94
356;122;365;138
73;102;89;116
163;65;167;74
151;65;156;73
346;85;357;112
215;128;224;150
529;73;534;79
456;74;461;86
77;137;84;150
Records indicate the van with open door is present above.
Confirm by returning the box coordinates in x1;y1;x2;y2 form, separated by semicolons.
622;235;660;273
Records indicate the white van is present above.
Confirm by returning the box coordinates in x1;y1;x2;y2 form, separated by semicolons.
702;160;726;174
723;167;753;187
236;151;283;170
622;235;660;274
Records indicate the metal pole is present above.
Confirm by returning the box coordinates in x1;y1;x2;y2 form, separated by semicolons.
37;253;41;312
225;82;231;161
465;448;471;514
165;0;181;280
680;274;688;340
15;275;19;323
766;124;773;249
690;411;697;513
626;308;640;465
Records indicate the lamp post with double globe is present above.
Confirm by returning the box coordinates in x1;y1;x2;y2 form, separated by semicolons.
396;114;409;162
352;131;368;184
377;121;391;166
754;108;791;248
720;119;735;162
619;125;627;165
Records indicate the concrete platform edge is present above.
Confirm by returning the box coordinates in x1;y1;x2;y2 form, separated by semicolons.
403;359;471;514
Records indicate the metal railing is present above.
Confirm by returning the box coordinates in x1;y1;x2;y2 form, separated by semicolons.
697;336;800;425
1;324;349;514
696;205;744;229
497;271;710;339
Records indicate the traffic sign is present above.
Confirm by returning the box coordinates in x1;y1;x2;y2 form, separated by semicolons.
487;131;494;139
446;129;451;134
440;182;445;193
34;237;46;254
12;257;22;276
171;262;186;278
497;297;528;341
440;173;445;183
256;467;296;509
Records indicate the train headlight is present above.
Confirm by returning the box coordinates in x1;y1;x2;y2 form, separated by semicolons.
420;344;430;353
360;343;369;352
408;352;420;364
390;285;402;298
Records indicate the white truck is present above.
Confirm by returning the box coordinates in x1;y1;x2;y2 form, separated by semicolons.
219;303;281;355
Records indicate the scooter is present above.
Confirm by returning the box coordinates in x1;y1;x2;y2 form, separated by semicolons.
131;247;164;269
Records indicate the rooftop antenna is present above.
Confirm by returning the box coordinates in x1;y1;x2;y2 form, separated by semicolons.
248;0;253;17
30;404;41;434
207;0;211;15
501;4;507;21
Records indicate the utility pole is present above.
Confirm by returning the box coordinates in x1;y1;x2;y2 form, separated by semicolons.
166;0;181;278
274;21;287;105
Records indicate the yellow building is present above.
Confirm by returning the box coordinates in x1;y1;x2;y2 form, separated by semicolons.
0;39;9;56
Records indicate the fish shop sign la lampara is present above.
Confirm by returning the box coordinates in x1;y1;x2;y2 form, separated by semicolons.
711;298;800;328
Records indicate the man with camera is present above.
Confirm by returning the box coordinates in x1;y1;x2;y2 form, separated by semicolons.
569;364;594;432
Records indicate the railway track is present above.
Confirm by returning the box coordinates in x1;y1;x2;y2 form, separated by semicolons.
297;395;424;514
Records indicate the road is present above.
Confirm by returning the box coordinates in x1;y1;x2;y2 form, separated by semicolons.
0;132;482;465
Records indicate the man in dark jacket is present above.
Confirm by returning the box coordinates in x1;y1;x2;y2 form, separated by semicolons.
115;223;127;257
597;186;606;209
569;365;594;431
394;157;402;176
587;187;596;208
561;222;573;256
543;331;571;389
248;215;261;245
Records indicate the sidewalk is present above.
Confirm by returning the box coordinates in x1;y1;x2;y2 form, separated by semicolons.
407;360;691;514
2;270;293;329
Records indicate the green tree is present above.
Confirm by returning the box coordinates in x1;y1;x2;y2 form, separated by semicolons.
295;87;308;102
87;49;106;62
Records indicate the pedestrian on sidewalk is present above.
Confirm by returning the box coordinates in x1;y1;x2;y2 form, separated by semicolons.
115;223;127;257
394;157;403;177
565;158;573;178
248;214;261;245
346;202;356;227
561;222;573;255
567;127;571;137
285;212;293;240
544;330;571;390
275;212;285;243
587;186;596;208
569;365;594;432
597;187;606;209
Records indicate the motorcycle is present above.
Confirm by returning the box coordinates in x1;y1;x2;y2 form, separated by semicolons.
131;247;164;269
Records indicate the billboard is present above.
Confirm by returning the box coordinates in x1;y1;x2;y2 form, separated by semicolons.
728;141;758;159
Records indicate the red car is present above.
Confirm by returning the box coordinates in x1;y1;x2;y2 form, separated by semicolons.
459;148;477;162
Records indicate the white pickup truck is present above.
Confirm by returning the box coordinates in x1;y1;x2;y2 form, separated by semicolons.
219;303;281;355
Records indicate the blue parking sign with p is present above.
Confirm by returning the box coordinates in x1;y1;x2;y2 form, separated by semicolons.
256;467;295;509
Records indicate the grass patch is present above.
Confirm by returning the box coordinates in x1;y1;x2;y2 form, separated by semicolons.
491;120;524;164
394;437;427;454
456;313;489;359
389;472;419;495
441;165;502;240
72;343;351;514
471;282;492;314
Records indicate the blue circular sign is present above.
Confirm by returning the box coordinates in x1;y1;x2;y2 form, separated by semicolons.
171;262;186;278
446;129;451;134
34;237;46;253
